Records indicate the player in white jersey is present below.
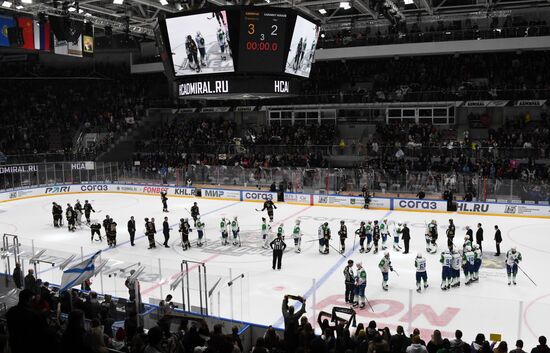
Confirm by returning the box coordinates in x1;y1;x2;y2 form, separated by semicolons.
463;236;472;254
365;220;373;252
393;222;403;251
451;248;462;287
318;223;325;253
463;246;476;285
220;218;229;245
472;244;482;282
261;218;271;249
292;220;302;253
354;262;367;309
440;250;453;290
505;247;522;285
378;251;393;291
380;218;390;250
277;223;285;240
415;253;428;292
231;217;240;246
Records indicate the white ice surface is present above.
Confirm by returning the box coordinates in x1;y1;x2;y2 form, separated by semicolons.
1;194;550;346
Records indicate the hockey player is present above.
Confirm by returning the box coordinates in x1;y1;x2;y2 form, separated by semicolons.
261;218;271;249
190;202;200;226
393;222;403;251
338;221;347;254
261;199;277;222
415;253;428;292
74;200;83;226
505;247;522;285
292;220;302;253
231;217;240;246
107;219;117;248
447;219;456;248
425;224;432;253
161;191;168;212
274;223;283;241
103;215;112;234
380;218;390;250
90;221;102;242
353;262;367;309
472;243;482;282
185;35;200;72
378;251;393;291
145;218;156;249
322;222;331;254
66;204;76;232
365;220;373;252
427;220;438;253
451;248;462;287
463;236;472;253
52;202;61;227
220;218;229;245
318;223;325;254
372;220;381;254
195;31;206;66
462;246;476;285
83;200;95;225
180;218;191;250
356;221;367;253
217;28;227;60
196;217;205;247
440;249;453;290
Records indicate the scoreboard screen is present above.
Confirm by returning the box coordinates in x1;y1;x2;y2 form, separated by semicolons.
159;6;320;78
238;9;288;72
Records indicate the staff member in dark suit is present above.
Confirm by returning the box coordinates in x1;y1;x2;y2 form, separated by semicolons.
128;216;136;246
494;225;502;256
476;223;484;252
163;217;171;248
402;223;411;254
12;263;22;289
270;233;287;270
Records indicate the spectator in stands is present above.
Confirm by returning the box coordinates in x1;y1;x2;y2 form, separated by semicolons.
23;269;36;293
510;340;527;353
370;333;391;353
6;289;49;353
252;337;269;353
428;330;445;353
281;295;307;351
392;325;412;353
494;341;509;353
85;291;101;319
264;325;281;351
471;333;490;353
61;309;87;353
408;335;429;353
144;325;164;353
12;263;22;289
84;318;108;353
450;330;469;353
531;337;550;353
111;328;127;351
231;326;244;352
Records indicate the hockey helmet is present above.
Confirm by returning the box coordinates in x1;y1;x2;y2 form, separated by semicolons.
511;247;517;252
416;252;423;258
360;221;365;225
340;220;345;224
367;220;372;224
374;220;378;224
383;218;388;222
473;244;480;250
465;246;472;252
384;250;390;257
356;261;362;267
144;217;149;221
398;222;402;226
296;220;301;225
234;216;238;220
262;217;266;221
180;218;184;222
324;222;328;226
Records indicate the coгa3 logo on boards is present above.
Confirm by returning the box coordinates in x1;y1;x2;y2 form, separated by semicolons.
244;192;272;201
504;206;517;214
398;200;437;210
80;185;108;192
45;186;71;194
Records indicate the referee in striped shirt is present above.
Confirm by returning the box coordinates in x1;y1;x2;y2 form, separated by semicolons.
270;233;287;270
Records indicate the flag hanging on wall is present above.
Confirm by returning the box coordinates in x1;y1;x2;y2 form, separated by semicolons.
33;20;51;51
16;17;34;49
0;15;16;47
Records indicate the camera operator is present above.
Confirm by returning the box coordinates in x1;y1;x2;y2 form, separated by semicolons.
362;185;371;209
282;295;306;351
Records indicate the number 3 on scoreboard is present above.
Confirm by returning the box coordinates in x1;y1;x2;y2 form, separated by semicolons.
248;23;255;35
271;24;278;36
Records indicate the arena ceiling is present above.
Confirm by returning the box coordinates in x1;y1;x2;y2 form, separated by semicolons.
2;0;550;38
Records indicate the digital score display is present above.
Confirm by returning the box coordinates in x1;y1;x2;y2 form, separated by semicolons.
238;9;288;72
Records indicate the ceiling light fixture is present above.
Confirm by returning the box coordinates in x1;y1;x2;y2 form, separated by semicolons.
1;1;12;7
318;8;327;14
339;1;350;10
159;0;168;5
113;0;124;4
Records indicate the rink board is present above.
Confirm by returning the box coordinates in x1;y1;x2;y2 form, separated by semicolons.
1;183;549;218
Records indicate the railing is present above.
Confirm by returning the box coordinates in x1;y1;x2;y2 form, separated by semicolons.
1;162;548;203
318;25;550;49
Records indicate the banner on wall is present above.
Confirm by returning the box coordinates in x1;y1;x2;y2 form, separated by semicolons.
242;191;276;202
201;188;240;200
394;198;447;211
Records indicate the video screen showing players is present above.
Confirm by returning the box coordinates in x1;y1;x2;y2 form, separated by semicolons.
166;11;234;76
285;15;320;78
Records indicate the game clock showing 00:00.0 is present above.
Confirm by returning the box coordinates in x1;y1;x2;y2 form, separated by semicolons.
238;10;288;72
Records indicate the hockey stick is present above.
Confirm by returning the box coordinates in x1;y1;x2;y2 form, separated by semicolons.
329;243;346;257
517;264;537;286
391;268;400;277
364;296;375;312
237;231;242;247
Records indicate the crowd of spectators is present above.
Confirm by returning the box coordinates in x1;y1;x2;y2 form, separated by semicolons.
4;286;550;353
0;62;165;159
303;51;550;104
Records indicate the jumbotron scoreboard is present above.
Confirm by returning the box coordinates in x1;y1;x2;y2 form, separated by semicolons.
155;6;320;99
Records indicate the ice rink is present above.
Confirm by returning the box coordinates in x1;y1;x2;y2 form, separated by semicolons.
2;193;550;346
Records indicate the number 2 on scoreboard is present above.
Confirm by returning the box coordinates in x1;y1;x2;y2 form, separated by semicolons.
271;24;278;36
